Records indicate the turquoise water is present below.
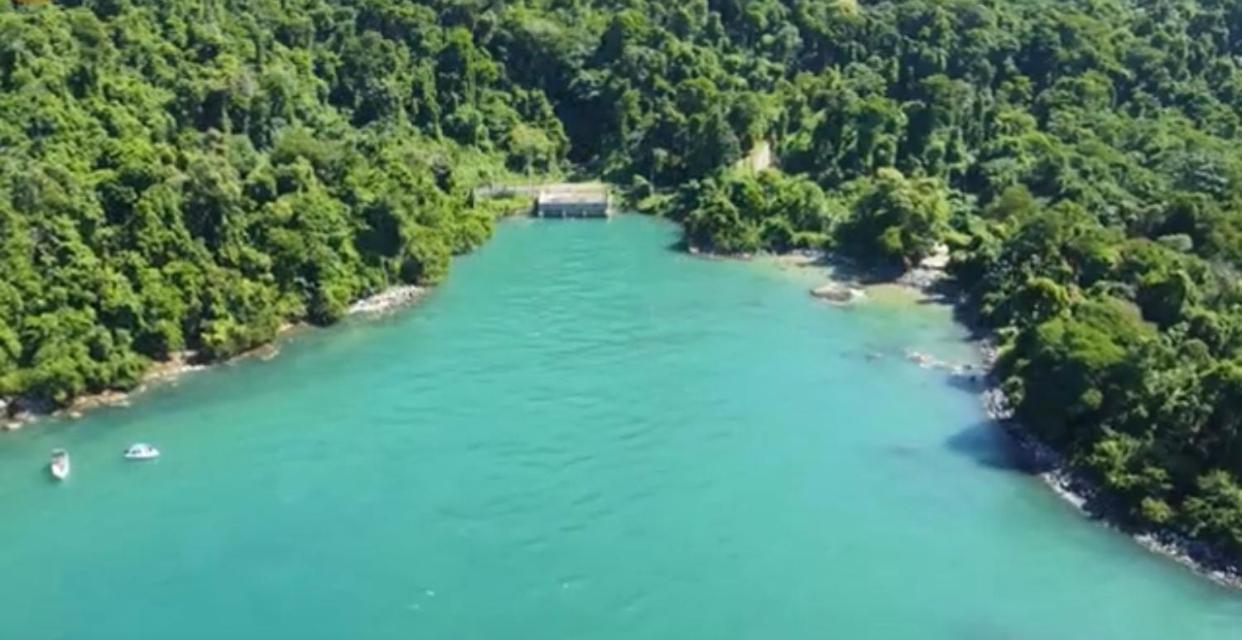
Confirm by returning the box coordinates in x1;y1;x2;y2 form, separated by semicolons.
1;216;1240;639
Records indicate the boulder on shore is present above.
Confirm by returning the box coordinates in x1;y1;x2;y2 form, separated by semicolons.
348;285;426;315
810;282;864;303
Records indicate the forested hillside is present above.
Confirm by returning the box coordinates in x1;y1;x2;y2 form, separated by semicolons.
5;0;1242;564
0;0;567;406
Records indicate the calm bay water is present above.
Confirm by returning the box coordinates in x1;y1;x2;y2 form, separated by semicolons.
1;216;1240;639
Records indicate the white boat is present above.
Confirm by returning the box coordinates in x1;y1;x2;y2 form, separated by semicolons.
124;443;160;461
49;449;70;481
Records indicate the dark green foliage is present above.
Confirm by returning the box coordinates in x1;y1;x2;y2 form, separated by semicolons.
0;0;561;405
835;168;949;267
8;0;1242;561
543;0;1242;557
668;169;834;254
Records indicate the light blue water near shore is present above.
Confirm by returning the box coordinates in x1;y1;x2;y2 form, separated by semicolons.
1;216;1240;639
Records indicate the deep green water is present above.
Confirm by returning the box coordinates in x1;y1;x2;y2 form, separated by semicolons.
1;216;1240;639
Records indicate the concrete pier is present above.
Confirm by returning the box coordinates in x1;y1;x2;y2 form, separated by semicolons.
535;183;610;218
473;182;612;218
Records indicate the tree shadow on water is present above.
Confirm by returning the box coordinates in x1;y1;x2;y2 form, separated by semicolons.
943;372;988;394
945;421;1033;473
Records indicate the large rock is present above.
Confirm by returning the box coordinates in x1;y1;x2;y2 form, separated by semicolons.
348;285;426;315
919;243;950;270
810;282;864;303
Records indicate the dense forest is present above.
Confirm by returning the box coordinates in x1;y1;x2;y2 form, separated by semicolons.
4;0;1242;564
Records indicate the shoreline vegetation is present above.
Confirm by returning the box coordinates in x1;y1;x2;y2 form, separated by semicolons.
5;0;1242;594
740;245;1242;589
14;214;1241;588
1;285;429;432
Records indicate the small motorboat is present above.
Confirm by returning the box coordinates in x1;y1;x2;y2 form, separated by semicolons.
124;443;160;461
49;449;70;481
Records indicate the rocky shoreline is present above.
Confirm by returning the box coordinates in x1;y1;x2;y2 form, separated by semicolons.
980;383;1242;589
2;351;207;432
742;243;1242;588
692;246;875;305
347;285;426;315
971;323;1242;587
2;285;430;433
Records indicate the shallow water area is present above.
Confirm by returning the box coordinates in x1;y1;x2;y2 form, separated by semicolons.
1;216;1239;639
